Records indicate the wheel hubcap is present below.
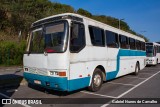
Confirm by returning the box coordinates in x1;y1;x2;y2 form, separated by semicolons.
93;74;101;87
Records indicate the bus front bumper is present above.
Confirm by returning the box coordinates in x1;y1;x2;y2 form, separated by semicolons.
23;72;68;91
146;61;156;65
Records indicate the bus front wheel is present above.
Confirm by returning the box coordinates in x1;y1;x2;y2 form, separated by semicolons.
88;68;103;92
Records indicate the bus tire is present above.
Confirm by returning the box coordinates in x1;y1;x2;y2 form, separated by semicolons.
134;62;139;75
88;68;103;92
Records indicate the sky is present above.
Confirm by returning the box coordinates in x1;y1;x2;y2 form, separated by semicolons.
51;0;160;42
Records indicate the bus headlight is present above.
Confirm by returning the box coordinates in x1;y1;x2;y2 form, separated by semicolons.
49;71;66;77
149;60;154;62
24;67;29;72
50;71;59;76
50;71;53;75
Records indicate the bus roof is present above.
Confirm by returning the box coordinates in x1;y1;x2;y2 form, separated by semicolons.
32;13;145;42
146;42;160;46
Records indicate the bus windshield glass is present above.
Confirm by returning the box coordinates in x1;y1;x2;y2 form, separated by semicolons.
29;21;68;53
146;45;153;57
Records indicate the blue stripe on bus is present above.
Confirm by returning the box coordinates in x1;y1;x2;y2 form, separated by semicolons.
106;49;146;80
24;72;68;91
24;72;90;91
69;77;90;91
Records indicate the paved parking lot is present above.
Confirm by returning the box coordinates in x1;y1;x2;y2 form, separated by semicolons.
0;65;160;107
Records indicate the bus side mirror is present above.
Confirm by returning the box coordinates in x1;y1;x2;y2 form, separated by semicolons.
26;51;30;56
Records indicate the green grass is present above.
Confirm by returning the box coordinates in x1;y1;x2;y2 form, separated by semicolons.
0;41;26;66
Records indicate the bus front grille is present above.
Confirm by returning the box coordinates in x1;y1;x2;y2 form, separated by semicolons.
28;67;48;76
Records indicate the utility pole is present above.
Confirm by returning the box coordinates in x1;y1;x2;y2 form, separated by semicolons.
119;18;125;29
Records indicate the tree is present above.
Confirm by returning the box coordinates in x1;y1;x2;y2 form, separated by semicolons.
77;8;92;18
0;0;149;42
52;3;74;14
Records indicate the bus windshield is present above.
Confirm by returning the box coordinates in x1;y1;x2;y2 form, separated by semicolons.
29;21;68;53
146;45;153;57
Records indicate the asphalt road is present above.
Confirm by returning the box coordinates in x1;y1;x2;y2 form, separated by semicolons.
0;65;160;107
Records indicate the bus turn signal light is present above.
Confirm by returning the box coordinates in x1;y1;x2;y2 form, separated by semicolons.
58;72;66;76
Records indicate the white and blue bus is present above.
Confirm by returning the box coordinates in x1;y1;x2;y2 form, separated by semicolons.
23;13;146;92
146;42;160;66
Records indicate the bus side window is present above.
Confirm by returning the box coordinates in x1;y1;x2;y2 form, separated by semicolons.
157;46;159;53
129;38;136;50
154;46;157;56
136;40;141;50
70;22;85;53
89;26;105;46
119;35;129;49
141;42;146;51
106;30;119;48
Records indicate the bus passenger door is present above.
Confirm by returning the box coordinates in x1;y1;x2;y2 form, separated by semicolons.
69;22;88;91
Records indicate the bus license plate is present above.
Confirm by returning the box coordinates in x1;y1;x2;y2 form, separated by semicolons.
34;80;41;85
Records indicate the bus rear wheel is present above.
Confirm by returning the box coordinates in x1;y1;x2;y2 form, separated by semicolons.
88;68;103;92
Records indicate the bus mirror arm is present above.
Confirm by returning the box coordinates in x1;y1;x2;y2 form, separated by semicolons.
71;21;74;27
44;51;48;56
